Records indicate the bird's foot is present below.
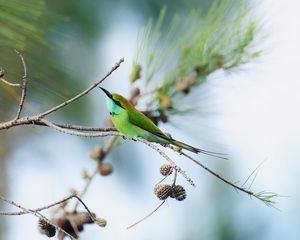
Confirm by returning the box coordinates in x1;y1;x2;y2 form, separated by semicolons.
122;136;127;140
159;143;168;147
173;145;183;154
131;138;137;142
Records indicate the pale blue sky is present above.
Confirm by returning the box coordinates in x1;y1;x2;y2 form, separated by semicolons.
5;0;300;239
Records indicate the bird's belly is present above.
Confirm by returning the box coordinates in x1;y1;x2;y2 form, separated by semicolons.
111;115;146;139
111;114;168;143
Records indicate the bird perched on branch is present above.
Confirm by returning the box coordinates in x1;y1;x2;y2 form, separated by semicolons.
100;87;225;158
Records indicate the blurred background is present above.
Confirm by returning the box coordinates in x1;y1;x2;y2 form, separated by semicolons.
0;0;300;239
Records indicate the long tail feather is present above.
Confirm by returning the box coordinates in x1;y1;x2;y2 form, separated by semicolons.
171;139;227;160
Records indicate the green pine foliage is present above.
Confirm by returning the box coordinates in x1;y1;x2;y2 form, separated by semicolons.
0;0;49;49
131;0;262;113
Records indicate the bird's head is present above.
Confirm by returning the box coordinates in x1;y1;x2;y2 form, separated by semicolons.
99;87;132;113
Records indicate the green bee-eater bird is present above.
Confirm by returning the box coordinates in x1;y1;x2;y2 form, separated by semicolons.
100;87;225;158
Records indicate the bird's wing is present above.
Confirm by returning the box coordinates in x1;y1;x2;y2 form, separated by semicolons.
127;108;170;140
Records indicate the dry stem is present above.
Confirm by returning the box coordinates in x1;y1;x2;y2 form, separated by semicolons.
0;195;75;239
14;50;28;120
0;57;124;130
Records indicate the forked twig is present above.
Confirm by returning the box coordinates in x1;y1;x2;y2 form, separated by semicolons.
0;78;20;87
0;193;104;238
0;67;20;87
0;194;77;216
0;57;124;131
0;195;75;239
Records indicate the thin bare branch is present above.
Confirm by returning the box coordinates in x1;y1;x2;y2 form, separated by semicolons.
0;116;117;132
0;193;103;237
37;58;124;118
40;119;120;138
127;200;166;229
73;136;119;210
0;195;74;239
73;196;97;222
0;58;124;131
50;122;116;132
0;67;20;87
0;78;21;87
179;151;254;196
14;50;28;120
0;194;77;216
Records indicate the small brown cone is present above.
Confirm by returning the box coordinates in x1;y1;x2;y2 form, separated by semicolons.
176;76;197;94
89;147;104;161
38;219;56;238
95;218;107;227
159;164;173;176
154;184;172;200
161;96;172;109
81;169;90;179
97;163;113;176
171;185;186;201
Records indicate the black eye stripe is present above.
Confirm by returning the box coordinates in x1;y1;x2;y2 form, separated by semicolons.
114;100;124;109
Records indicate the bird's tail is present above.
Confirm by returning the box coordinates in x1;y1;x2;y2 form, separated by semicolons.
170;139;227;160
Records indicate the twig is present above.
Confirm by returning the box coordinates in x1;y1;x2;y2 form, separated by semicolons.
179;151;254;196
73;195;97;222
137;138;196;187
0;78;21;87
37;58;124;118
73;136;119;210
0;194;77;216
172;170;177;187
24;120;116;132
127;200;166;229
14;50;28;120
48;122;116;132
0;193;102;237
40;119;121;138
0;67;20;87
0;195;74;239
0;116;117;132
0;57;124;131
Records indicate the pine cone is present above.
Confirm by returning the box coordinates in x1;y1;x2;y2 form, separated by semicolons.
38;219;56;238
171;185;186;201
154;184;172;200
159;164;173;176
97;163;113;176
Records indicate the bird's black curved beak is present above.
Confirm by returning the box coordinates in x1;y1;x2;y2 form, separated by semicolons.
99;87;113;99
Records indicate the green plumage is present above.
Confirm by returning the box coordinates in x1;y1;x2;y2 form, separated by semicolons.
102;89;200;154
